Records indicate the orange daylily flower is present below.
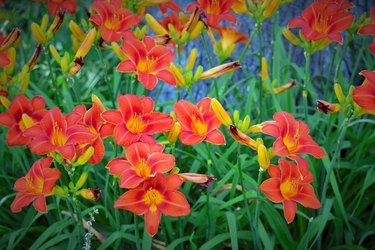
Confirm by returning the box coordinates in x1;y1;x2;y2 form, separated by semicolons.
11;157;61;213
34;0;77;16
261;111;325;165
107;142;175;188
174;98;226;145
0;94;47;146
214;26;248;60
68;101;106;164
288;0;354;44
114;173;190;237
352;70;375;114
24;107;96;162
259;159;321;224
186;0;237;27
117;35;176;90
101;94;173;147
358;7;375;54
90;0;141;42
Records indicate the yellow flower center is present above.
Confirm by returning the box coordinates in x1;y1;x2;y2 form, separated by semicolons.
18;114;36;132
280;179;299;200
191;114;208;136
51;122;68;146
143;188;164;212
104;13;127;31
26;176;44;195
134;158;151;178
126;113;147;134
137;56;156;74
312;13;333;34
283;128;300;153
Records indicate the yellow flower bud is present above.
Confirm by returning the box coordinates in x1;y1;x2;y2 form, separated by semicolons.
0;96;10;109
211;98;232;126
189;21;204;40
168;121;181;143
169;64;186;87
263;0;280;20
186;48;197;72
75;29;96;59
5;47;16;75
20;73;30;93
145;14;168;35
257;143;270;171
92;94;106;112
193;65;203;82
69;20;85;41
54;186;68;197
75;172;89;190
60;54;69;74
233;110;240;124
49;44;61;63
31;23;47;44
261;57;269;81
47;9;65;34
0;28;20;51
246;124;263;133
334;83;345;103
111;42;127;61
282;28;302;47
76;146;95;166
41;14;49;31
240;115;250;132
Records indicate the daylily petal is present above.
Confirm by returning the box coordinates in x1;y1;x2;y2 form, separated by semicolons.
283;200;297;224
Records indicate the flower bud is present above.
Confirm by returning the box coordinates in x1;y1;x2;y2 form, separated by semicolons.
0;28;20;51
145;14;168;35
334;83;345;103
5;47;16;75
200;61;241;80
69;20;85;41
233;110;240;124
261;57;269;81
31;23;47;44
263;0;280;20
211;98;232;126
0;96;10;109
170;64;186;87
49;44;61;63
111;42;127;61
273;80;296;94
75;172;89;190
186;48;197;72
189;21;204;40
168;121;181;143
41;14;49;31
75;29;96;59
76;146;95;166
47;9;65;34
27;44;43;71
282;28;302;47
257;143;270;171
92;94;106;112
192;65;203;82
240;115;250;132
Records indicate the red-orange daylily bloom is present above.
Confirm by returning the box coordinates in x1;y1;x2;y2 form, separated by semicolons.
261;111;325;165
101;94;173;147
68;102;106;164
117;35;176;90
0;94;47;146
352;70;375;114
107;142;175;188
24;107;96;162
288;0;354;44
11;157;61;213
174;98;226;145
90;0;141;42
358;7;375;54
259;159;321;224
34;0;77;15
114;173;190;236
186;0;237;27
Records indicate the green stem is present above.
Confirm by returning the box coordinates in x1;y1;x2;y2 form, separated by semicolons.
334;36;351;82
134;214;141;250
200;31;220;99
95;45;115;108
349;39;365;86
46;50;61;107
257;22;264;122
253;170;263;249
324;45;338;100
205;142;212;240
320;118;349;205
303;50;311;123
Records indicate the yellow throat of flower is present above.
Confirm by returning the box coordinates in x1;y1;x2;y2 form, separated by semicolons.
280;179;299;200
143;187;164;212
126;113;147;134
134;158;151;178
51;122;68;146
191;114;208;136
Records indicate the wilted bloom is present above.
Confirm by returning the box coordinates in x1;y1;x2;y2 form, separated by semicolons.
34;0;77;15
107;142;175;188
0;29;20;67
77;188;101;201
174;98;226;145
199;61;241;80
261;112;325;165
228;125;257;150
27;44;43;72
316;99;342;114
117;35;176;90
358;7;375;54
214;26;248;61
114;173;190;237
259;159;321;223
273;80;296;94
352;70;375;114
24;107;96;162
11;157;61;213
288;0;354;44
178;173;215;187
70;29;97;76
0;94;47;146
101;94;173;146
90;0;141;42
186;0;237;27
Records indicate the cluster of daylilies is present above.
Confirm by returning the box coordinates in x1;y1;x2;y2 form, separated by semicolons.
0;0;374;240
